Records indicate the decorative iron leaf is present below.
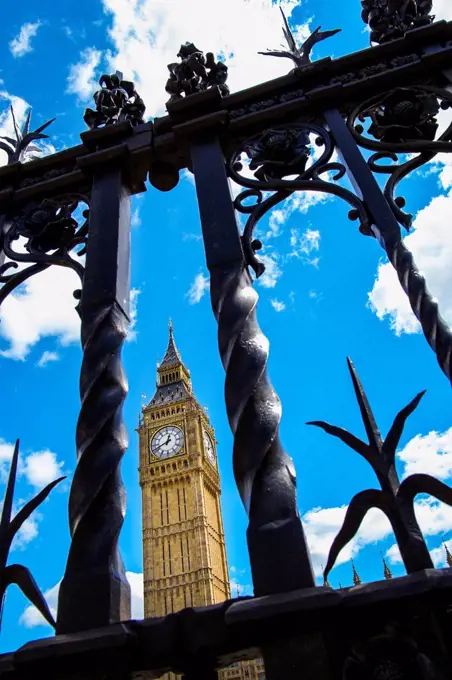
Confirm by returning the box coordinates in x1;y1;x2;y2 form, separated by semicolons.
32;117;56;135
0;137;17;147
7;477;65;550
22;110;32;138
306;420;376;467
324;489;392;580
4;564;55;628
383;391;426;464
398;473;452;507
0;142;14;160
10;107;20;141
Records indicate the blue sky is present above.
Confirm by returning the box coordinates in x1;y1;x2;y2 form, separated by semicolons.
1;0;452;654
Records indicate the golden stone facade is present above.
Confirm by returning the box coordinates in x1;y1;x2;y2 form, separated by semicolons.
138;325;264;680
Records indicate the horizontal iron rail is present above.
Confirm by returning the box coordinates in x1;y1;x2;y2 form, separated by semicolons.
0;22;451;205
1;569;452;679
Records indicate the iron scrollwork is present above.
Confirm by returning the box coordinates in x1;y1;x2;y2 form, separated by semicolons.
0;195;89;307
344;624;442;680
348;86;452;384
229;123;371;278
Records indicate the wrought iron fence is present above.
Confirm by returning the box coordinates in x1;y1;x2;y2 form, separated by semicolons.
1;1;452;678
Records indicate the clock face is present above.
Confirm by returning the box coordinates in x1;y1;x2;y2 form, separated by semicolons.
203;430;215;465
151;426;184;459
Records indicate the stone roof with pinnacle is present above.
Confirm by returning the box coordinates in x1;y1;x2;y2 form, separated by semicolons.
144;323;194;411
159;325;181;368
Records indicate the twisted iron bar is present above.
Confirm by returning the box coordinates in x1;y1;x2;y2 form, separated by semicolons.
345;87;452;383
58;299;130;629
373;229;452;382
210;261;312;577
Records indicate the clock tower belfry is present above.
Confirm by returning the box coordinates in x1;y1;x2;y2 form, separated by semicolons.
138;322;230;618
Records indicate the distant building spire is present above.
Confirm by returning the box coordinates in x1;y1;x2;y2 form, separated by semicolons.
444;542;452;567
351;559;362;586
381;553;393;580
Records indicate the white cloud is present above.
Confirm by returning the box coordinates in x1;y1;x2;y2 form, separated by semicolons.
397;427;452;481
22;451;64;489
127;571;144;619
435;0;452;21
20;571;143;628
266;193;328;240
368;190;452;335
101;0;310;117
37;351;60;368
270;299;286;312
0;438;64;550
0;266;81;360
131;207;141;228
289;227;320;265
127;288;140;342
0;94;56;164
0;92;29;166
186;272;209;304
67;47;102;102
303;504;393;577
0;439;17;482
9;21;41;58
257;253;282;288
20;580;60;628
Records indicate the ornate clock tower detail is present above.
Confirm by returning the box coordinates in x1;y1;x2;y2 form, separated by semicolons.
138;322;230;617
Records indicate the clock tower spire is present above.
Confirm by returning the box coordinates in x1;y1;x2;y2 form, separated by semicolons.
138;323;230;618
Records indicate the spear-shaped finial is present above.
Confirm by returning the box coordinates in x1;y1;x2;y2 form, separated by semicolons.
382;552;393;580
0;106;55;165
307;357;444;581
0;440;65;631
351;559;362;586
258;8;341;69
444;542;452;568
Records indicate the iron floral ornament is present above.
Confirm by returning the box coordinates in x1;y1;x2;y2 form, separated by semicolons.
0;441;64;629
307;358;452;580
83;72;145;129
0;107;55;165
361;0;433;45
165;43;229;104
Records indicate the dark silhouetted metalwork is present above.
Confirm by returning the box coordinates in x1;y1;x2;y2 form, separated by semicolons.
308;358;452;579
2;6;452;679
259;8;341;68
165;44;229;104
343;624;441;679
0;195;88;306
230;123;370;277
361;0;433;45
0;107;54;164
57;170;132;633
0;440;64;629
84;72;145;129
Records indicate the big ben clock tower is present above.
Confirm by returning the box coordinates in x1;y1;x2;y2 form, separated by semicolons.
138;322;230;617
138;323;265;679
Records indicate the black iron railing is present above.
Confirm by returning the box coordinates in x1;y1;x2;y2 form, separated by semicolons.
1;2;452;677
